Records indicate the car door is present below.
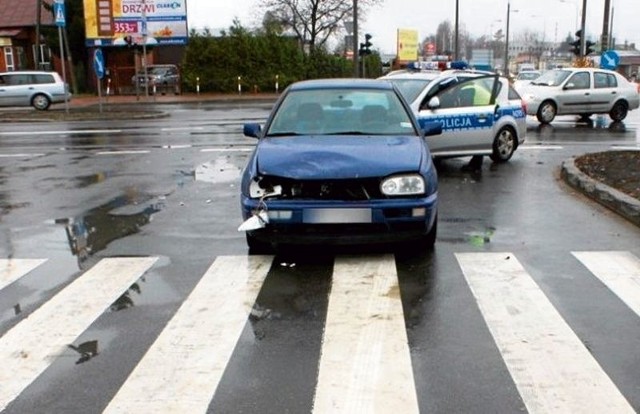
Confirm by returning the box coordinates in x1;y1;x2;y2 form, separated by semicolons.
0;74;9;106
590;71;619;114
0;74;33;107
556;71;592;115
416;75;500;156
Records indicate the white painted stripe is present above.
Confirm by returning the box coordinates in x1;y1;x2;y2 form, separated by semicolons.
456;252;634;413
0;257;158;411
0;153;46;158
0;259;47;291
104;255;273;414
161;144;192;149
200;147;253;152
313;255;419;414
161;127;204;132
96;150;150;155
0;130;122;136
519;144;564;150
609;146;639;151
573;251;640;318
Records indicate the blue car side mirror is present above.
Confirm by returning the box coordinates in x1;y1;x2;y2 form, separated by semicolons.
243;123;262;138
421;121;442;137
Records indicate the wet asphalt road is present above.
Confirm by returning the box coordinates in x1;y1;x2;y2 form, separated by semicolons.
0;102;639;413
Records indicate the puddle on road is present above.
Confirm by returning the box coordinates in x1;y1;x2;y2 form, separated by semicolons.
55;189;165;267
195;157;241;184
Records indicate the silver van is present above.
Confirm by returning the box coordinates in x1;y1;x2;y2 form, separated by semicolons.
0;71;70;110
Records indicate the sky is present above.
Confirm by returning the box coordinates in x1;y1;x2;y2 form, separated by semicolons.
186;0;639;55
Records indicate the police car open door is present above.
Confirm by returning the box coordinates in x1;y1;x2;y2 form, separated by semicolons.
417;75;500;158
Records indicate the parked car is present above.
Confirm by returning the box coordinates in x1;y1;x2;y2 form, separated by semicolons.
381;70;526;162
520;67;640;124
131;64;180;94
239;78;442;252
0;70;70;110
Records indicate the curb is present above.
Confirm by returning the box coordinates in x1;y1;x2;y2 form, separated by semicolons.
561;157;640;227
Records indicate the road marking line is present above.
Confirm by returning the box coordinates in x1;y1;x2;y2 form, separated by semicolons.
0;130;122;136
103;255;273;414
0;257;158;411
313;255;419;414
200;147;253;152
0;153;46;158
161;144;192;149
519;144;564;150
0;259;47;291
161;127;204;132
610;145;639;151
573;251;640;318
456;252;634;413
96;150;150;155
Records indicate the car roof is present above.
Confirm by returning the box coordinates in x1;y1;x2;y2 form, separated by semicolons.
380;70;441;80
289;78;395;91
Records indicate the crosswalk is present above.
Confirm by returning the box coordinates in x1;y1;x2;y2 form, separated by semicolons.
1;251;639;413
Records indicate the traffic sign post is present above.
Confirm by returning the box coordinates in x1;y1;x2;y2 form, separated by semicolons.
94;49;105;113
54;0;68;113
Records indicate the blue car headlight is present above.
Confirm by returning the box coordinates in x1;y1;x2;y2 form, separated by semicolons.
380;174;425;196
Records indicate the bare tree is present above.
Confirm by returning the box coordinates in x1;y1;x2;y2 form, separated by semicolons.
259;0;381;53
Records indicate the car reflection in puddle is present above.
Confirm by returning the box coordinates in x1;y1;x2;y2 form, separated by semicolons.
194;157;241;184
55;189;165;269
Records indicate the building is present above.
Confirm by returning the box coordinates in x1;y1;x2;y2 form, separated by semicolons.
0;0;58;72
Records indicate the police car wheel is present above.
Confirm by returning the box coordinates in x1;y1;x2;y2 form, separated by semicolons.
536;101;556;124
490;127;516;163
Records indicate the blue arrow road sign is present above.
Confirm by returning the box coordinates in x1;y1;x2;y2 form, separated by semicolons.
600;50;620;70
94;49;105;80
53;2;66;27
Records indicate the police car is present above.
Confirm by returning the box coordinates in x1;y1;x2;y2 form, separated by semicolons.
380;70;526;162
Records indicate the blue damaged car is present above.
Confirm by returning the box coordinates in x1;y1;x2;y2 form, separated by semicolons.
239;78;441;252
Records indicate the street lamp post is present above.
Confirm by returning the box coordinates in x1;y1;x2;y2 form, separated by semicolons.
559;0;579;32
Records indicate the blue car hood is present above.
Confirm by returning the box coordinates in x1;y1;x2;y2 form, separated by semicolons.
255;135;425;179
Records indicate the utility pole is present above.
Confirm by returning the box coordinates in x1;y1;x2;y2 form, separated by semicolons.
579;0;587;56
601;0;611;52
352;0;359;78
454;0;459;60
35;0;42;69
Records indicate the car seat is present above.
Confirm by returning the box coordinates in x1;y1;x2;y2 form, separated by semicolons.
295;102;324;133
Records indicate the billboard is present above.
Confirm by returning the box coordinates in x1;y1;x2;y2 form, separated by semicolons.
397;29;418;63
83;0;188;46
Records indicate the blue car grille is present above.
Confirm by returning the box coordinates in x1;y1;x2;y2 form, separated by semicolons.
259;177;386;201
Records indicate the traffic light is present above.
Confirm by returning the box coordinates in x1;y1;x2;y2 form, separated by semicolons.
359;33;373;56
585;40;596;55
570;30;582;56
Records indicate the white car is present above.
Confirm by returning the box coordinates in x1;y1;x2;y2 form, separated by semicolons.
381;70;527;162
0;71;70;110
520;67;640;124
513;70;542;93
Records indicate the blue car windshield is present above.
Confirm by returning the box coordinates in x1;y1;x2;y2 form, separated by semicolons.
267;88;417;136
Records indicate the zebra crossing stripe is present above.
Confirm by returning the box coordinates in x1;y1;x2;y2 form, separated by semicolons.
103;255;273;414
0;259;47;291
456;252;634;413
313;255;419;414
573;251;640;318
0;257;158;412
